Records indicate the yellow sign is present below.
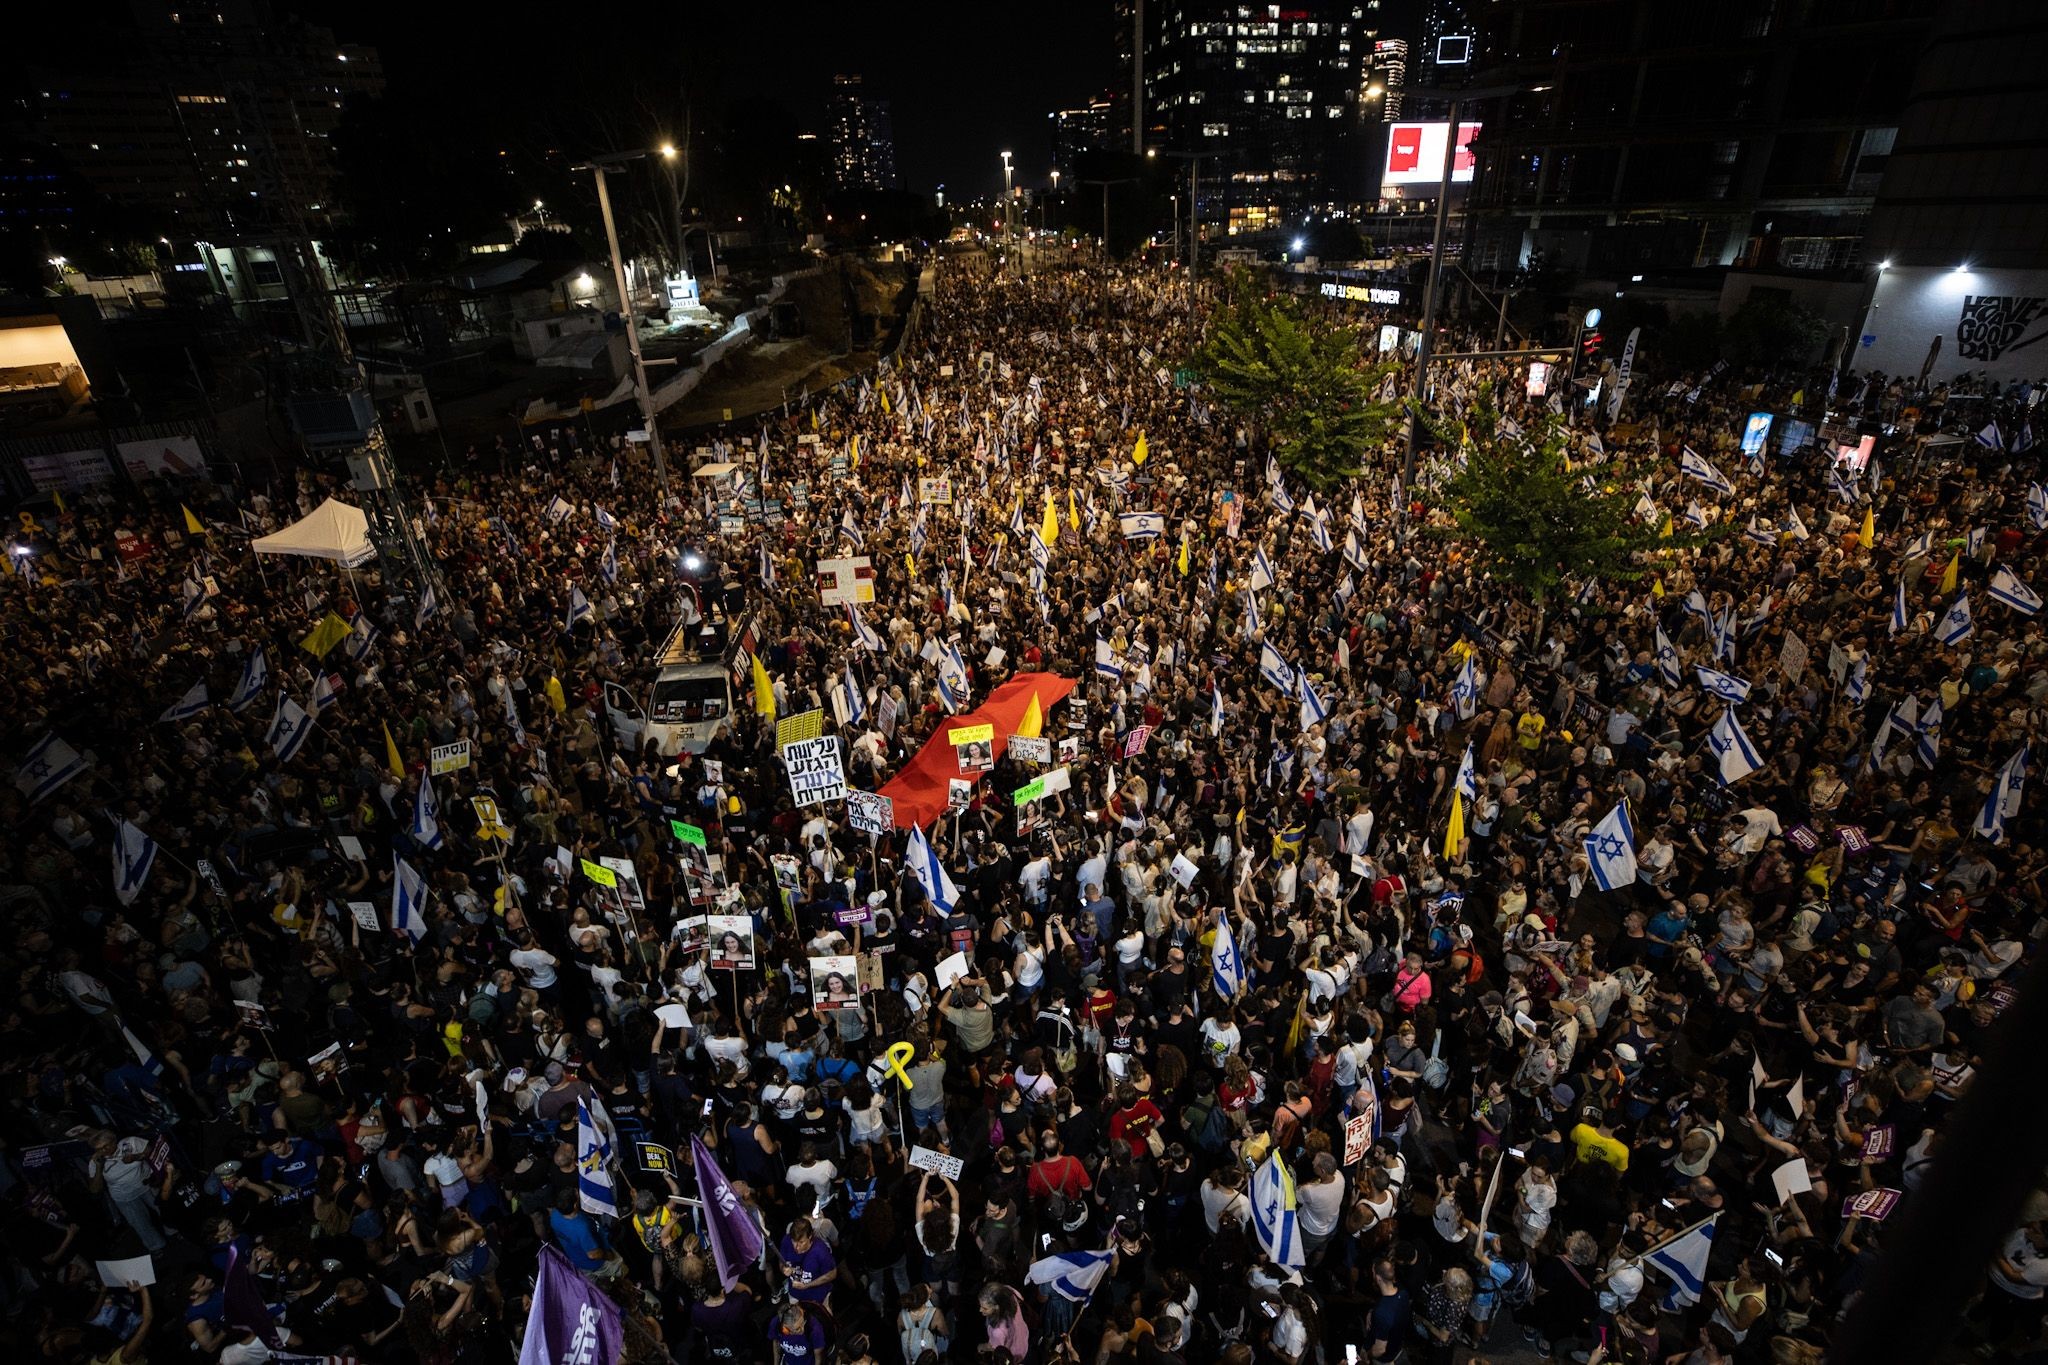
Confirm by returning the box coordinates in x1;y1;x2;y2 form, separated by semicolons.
947;723;994;746
580;859;617;888
776;708;825;748
472;796;512;842
881;1040;916;1091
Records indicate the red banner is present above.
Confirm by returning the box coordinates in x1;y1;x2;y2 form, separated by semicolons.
877;671;1076;829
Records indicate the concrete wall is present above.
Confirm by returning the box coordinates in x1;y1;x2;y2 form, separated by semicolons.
0;321;83;371
1856;265;2048;384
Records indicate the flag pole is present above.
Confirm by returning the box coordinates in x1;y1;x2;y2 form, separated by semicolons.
1631;1209;1719;1263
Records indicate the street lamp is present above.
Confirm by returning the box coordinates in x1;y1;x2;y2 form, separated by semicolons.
533;200;547;230
573;149;672;496
1000;151;1015;273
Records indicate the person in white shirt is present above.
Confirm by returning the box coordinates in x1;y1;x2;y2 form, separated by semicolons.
1345;804;1375;858
1597;1250;1644;1315
1018;855;1052;907
1296;1153;1347;1257
1736;805;1783;855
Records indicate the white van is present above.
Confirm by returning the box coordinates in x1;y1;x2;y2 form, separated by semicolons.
607;615;740;756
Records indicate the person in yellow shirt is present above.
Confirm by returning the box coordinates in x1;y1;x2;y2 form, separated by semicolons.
1569;1109;1630;1172
1516;710;1548;752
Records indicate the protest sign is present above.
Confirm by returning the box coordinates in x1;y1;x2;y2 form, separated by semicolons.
782;735;847;806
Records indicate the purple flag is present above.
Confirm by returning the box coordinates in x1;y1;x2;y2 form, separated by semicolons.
692;1133;765;1291
223;1244;282;1349
518;1244;622;1365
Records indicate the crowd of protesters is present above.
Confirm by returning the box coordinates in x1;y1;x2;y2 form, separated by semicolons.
2;247;2045;1365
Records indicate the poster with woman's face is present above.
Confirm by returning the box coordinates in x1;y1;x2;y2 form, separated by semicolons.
706;914;755;970
810;954;862;1011
673;915;709;956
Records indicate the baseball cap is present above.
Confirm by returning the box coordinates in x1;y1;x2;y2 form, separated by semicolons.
544;1061;566;1084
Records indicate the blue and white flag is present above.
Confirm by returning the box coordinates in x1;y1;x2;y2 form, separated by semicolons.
545;494;575;524
593;504;617;531
566;584;593;630
1643;1214;1720;1309
413;771;445;850
840;508;864;547
1683;589;1713;629
1307;504;1333;554
266;694;315;764
1653;624;1683;687
1243;587;1263;639
1211;684;1226;738
1212;914;1246;999
1711;609;1737;664
1258;642;1296;694
121;1022;165;1078
228;648;269;711
1455;744;1478;803
1785;505;1810;542
847;604;884;652
1695;666;1751;704
1264;452;1283;488
112;818;159;906
1009;497;1027;540
1583;800;1638;891
159;680;209;723
1250;1150;1305;1270
311;671;340;714
392;853;428;942
1708;709;1764;785
599;538;618;585
1891;578;1909;637
1350;493;1368;534
1094;636;1124;680
1343;528;1369;571
1976;421;2005;451
1683;500;1709;530
2029;483;2048;531
905;823;959;915
1989;567;2041;616
415;582;438;629
14;732;87;805
909;509;928;558
1679;446;1734;495
576;1096;618;1217
1846;657;1868;706
1027;1244;1117;1304
759;543;776;589
1872;694;1918;770
1119;511;1166;540
1297;672;1329;732
840;664;866;728
344;615;378;663
1936;592;1974;646
1250;547;1276;593
1451;654;1480;721
1913;696;1944;768
1270;480;1295;515
1902;530;1933;560
1973;744;2029;844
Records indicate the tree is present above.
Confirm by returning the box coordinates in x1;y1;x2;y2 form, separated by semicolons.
1722;297;1833;370
1423;397;1701;644
1192;271;1400;491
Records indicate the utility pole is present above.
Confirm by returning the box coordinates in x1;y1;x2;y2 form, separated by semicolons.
582;153;672;498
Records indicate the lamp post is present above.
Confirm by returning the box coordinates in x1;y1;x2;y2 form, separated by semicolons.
1000;151;1015;274
533;200;548;231
575;149;671;497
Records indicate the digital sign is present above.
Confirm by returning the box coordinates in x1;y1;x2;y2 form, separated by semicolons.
1382;122;1482;191
1741;412;1774;457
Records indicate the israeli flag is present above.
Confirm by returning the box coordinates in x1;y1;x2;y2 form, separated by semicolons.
1028;1245;1116;1304
121;1022;164;1078
414;583;438;629
594;504;618;531
1846;657;1868;706
1250;1151;1305;1270
1683;590;1713;630
2029;483;2048;531
566;584;594;630
228;648;269;711
266;694;315;764
1297;673;1329;732
1695;666;1752;704
1243;587;1263;639
1890;578;1909;637
1009;497;1028;539
1872;694;1918;769
1211;684;1225;738
1711;610;1737;664
577;1095;619;1217
1644;1214;1721;1309
935;666;964;715
840;508;865;547
599;538;619;585
1679;446;1734;495
1743;518;1775;547
413;771;445;850
1972;744;2029;844
1027;532;1051;570
1308;507;1333;554
1212;914;1245;999
1653;624;1683;687
1785;505;1809;541
759;543;777;589
1583;800;1638;891
1094;636;1124;680
906;823;959;915
310;672;341;714
909;509;928;558
1455;744;1478;803
842;664;866;727
344;615;378;663
392;853;428;942
1344;528;1369;571
1350;493;1368;534
1259;642;1296;694
1250;547;1276;592
1119;511;1166;540
545;494;575;524
847;604;884;652
1935;592;1974;646
1989;567;2041;616
1271;480;1296;515
1451;654;1480;721
1902;530;1933;560
160;680;209;723
17;734;92;806
112;818;159;906
1265;452;1283;488
1976;421;2005;451
1683;500;1709;530
1708;709;1764;785
1913;696;1944;768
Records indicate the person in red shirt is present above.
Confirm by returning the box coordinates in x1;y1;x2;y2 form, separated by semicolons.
1218;1055;1257;1121
1026;1133;1093;1207
1106;1083;1164;1159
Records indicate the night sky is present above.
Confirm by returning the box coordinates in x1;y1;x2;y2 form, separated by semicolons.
305;0;1116;199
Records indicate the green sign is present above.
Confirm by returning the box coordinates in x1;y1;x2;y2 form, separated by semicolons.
1013;777;1046;807
671;819;706;849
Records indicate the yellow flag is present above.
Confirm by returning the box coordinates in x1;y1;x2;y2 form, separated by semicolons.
751;649;777;719
810;407;819;431
1040;494;1061;548
1657;513;1674;540
1939;553;1959;594
1132;431;1149;466
182;504;204;535
1790;389;1805;407
1067;489;1080;531
382;721;406;780
1856;508;1874;549
849;435;861;469
1016;693;1044;738
299;611;352;659
1177;531;1191;578
52;490;65;514
1445;790;1466;861
880;388;892;415
544;675;568;715
1652;578;1666;599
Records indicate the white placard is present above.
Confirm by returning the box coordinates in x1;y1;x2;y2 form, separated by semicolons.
936;951;970;990
908;1145;965;1180
655;1004;691;1030
1008;735;1051;764
847;790;894;835
985;646;1007;668
96;1255;156;1288
1771;1155;1814;1206
1170;852;1200;888
430;740;472;774
782;735;847;806
337;834;366;862
1040;765;1072;796
344;901;380;932
816;555;876;606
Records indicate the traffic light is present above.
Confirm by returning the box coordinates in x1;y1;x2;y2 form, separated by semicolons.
1581;330;1605;363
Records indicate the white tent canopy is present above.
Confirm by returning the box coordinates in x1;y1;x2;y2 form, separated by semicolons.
252;497;376;568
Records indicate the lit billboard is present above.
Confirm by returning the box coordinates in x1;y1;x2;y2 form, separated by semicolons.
1382;122;1482;191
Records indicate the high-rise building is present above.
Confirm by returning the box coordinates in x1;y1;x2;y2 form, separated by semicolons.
828;75;899;193
1465;0;1940;277
14;0;383;236
1126;0;1380;234
1050;99;1114;178
1368;37;1407;121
